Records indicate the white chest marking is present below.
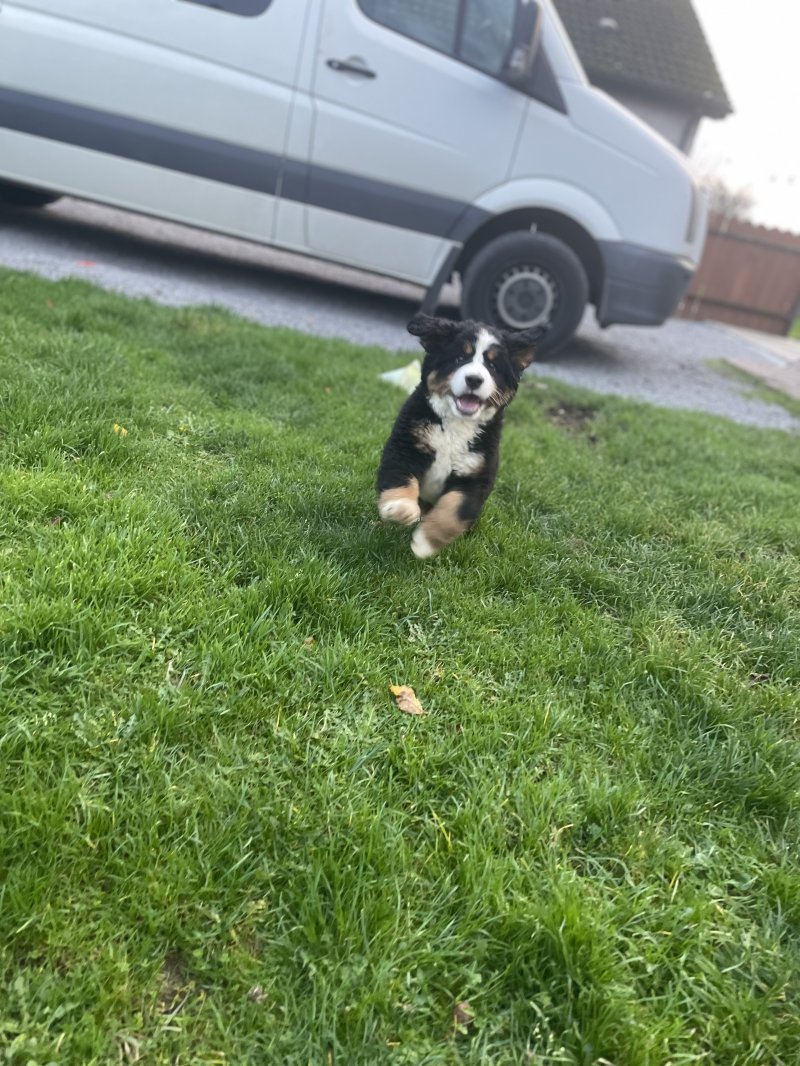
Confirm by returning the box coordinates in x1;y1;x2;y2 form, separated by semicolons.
418;420;485;503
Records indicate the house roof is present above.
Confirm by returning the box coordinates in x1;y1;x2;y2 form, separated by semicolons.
552;0;733;119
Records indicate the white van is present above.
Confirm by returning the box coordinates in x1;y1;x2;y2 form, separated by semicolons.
0;0;706;354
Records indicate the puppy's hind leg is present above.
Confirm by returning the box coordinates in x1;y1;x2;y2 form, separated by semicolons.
378;477;421;527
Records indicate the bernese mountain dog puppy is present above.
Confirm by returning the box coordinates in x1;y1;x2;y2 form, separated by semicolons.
377;313;544;558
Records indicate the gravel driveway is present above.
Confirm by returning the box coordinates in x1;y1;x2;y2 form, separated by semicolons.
2;197;797;432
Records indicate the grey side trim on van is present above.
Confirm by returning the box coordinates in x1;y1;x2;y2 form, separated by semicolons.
0;87;489;241
0;86;280;192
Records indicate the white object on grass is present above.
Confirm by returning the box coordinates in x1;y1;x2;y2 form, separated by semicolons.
379;359;421;394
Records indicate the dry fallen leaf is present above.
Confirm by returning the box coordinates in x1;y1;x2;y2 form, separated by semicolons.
389;684;426;716
748;672;770;685
453;1000;475;1033
247;985;267;1004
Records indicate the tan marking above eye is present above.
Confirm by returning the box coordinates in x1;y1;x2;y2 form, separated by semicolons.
485;347;500;362
463;341;474;356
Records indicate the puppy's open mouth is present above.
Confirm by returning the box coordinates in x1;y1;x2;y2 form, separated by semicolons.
452;393;483;416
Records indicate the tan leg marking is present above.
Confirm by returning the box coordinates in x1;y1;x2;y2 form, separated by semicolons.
378;479;421;526
411;491;470;558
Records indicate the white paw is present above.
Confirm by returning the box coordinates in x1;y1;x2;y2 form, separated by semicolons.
379;498;421;526
411;527;438;559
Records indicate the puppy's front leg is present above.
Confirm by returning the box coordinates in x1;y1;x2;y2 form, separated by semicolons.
411;489;478;558
378;477;422;527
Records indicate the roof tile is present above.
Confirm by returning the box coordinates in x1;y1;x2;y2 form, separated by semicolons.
552;0;732;117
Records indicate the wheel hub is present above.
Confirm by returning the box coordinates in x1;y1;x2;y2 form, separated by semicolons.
494;265;558;330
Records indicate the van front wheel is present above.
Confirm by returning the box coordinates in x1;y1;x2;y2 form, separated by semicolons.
0;181;61;208
461;232;588;357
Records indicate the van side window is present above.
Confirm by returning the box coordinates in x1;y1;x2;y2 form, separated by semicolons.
358;0;459;56
179;0;273;16
358;0;515;77
460;0;516;75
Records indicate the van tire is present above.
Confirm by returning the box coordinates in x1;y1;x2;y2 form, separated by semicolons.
461;231;589;356
0;181;61;208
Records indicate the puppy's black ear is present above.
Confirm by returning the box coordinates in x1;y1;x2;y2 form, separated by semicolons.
407;313;459;350
505;324;547;373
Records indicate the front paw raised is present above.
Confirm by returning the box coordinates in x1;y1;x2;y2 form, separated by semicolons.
379;497;421;526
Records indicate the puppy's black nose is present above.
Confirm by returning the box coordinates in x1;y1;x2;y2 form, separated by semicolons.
464;374;483;390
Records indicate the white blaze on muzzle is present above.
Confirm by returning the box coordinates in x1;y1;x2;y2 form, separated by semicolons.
449;328;498;416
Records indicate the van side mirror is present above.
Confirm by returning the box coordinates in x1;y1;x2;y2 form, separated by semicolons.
503;0;542;85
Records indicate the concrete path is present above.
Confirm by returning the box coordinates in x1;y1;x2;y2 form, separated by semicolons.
720;326;800;402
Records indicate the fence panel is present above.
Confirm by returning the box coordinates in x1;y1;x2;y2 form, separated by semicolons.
678;214;800;335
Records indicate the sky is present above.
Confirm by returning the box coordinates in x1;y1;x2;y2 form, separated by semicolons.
690;0;800;233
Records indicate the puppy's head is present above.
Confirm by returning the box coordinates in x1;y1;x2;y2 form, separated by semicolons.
408;313;544;422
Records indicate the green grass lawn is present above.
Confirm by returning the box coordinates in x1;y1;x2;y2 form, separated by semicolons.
2;270;799;1065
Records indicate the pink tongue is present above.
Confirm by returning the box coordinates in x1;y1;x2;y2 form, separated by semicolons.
455;395;481;415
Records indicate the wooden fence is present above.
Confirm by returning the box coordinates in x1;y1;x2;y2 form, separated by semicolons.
678;213;800;335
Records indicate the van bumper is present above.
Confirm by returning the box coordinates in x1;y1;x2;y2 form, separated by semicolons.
597;241;694;327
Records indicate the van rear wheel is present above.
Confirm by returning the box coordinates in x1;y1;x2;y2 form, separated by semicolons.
461;231;588;357
0;181;61;208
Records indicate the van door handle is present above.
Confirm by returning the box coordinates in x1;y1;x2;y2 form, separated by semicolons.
326;58;376;79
